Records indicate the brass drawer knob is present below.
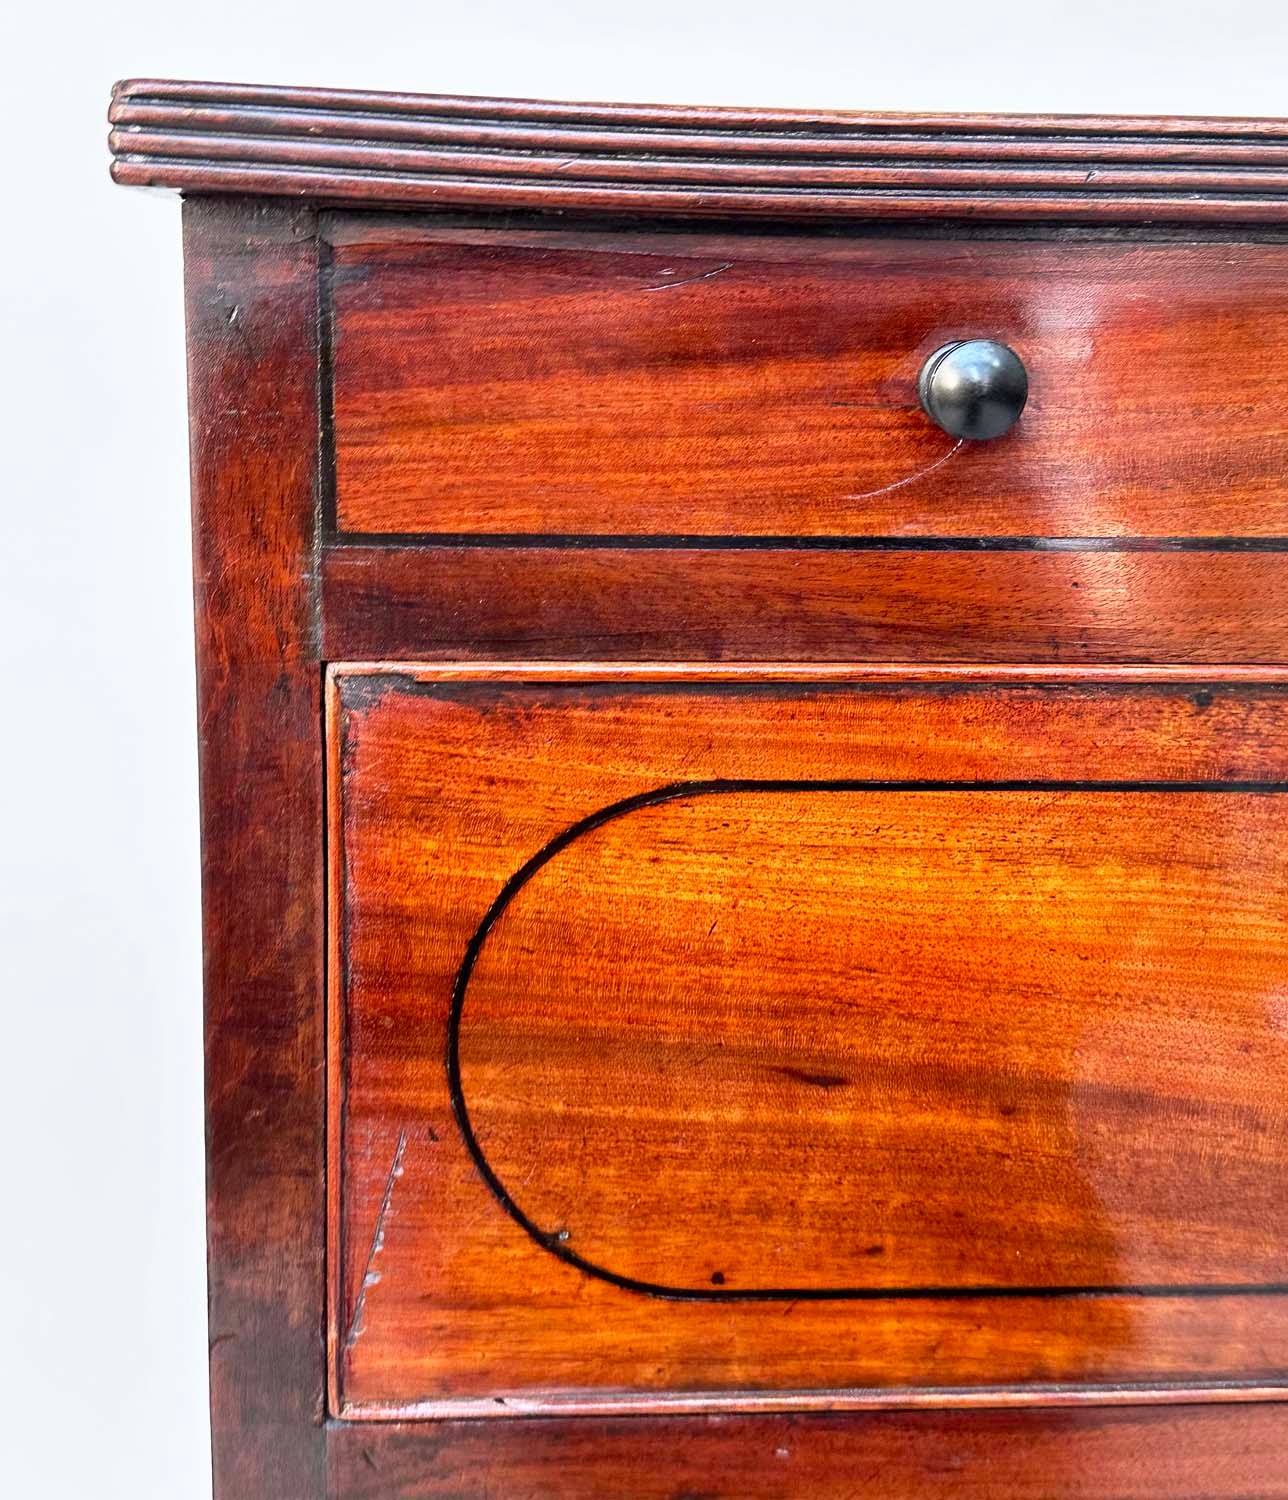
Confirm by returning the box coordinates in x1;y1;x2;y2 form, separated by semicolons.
918;339;1028;440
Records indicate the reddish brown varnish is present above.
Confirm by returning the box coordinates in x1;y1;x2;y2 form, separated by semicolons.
109;79;1288;225
325;1404;1288;1499
329;226;1288;539
462;788;1286;1293
107;79;1288;1499
322;543;1288;664
185;199;326;1495
331;672;1288;1417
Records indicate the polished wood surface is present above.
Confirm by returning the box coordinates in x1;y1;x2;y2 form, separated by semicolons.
330;670;1288;1416
326;1404;1288;1499
185;199;326;1496
323;543;1288;663
109;80;1288;223
115;82;1288;1494
329;225;1288;540
461;788;1286;1294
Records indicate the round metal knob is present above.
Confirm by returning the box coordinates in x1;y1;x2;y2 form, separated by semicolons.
918;339;1028;440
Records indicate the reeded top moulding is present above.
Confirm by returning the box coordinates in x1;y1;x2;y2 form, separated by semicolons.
109;79;1288;224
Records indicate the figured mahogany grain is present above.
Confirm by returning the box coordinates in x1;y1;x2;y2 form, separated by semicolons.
329;226;1288;539
331;671;1288;1417
321;543;1288;663
460;787;1288;1295
185;199;325;1495
326;1404;1288;1500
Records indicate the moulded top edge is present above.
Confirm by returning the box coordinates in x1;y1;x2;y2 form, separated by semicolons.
108;79;1288;225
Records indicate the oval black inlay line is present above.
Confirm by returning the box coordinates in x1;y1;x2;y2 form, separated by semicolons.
444;776;1288;1303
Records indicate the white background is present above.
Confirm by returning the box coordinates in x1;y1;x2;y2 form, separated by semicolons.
2;4;1287;1495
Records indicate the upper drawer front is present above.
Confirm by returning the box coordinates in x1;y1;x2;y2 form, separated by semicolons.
328;223;1288;539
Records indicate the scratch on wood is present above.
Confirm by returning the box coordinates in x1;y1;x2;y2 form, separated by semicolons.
345;1128;408;1350
643;261;734;292
843;438;963;500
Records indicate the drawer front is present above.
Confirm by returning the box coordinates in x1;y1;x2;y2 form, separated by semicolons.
326;1406;1288;1499
328;669;1288;1417
328;223;1288;540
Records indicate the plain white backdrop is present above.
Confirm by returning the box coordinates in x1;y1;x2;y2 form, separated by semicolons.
3;4;1287;1494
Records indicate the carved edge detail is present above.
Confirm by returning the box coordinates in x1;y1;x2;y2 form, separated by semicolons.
111;79;1288;223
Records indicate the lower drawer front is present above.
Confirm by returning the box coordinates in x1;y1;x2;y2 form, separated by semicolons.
328;670;1288;1417
329;1406;1288;1499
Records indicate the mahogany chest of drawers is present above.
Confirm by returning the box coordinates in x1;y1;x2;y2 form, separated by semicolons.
110;79;1288;1497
